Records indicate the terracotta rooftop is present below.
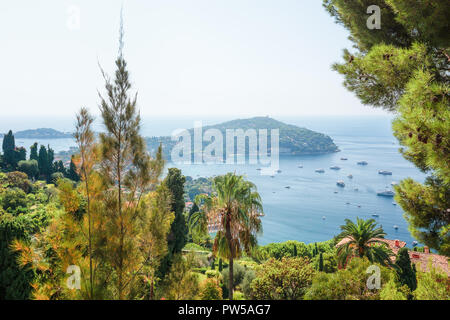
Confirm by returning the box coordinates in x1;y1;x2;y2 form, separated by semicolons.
409;250;450;276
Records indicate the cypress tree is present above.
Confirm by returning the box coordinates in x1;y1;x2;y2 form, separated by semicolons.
67;156;80;182
37;145;48;179
293;244;297;257
318;252;324;272
47;146;54;176
395;248;417;292
218;258;223;272
30;143;38;161
158;168;187;277
2;130;16;169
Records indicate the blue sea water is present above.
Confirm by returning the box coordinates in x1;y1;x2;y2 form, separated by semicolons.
4;115;426;246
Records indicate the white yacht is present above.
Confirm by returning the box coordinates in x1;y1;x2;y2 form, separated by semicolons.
336;180;345;187
377;190;395;197
378;170;393;175
357;161;368;165
330;166;341;170
315;168;325;173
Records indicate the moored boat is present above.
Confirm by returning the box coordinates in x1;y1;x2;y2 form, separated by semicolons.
336;180;345;187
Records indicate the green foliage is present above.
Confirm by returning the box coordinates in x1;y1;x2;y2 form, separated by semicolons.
256;240;336;262
2;130;17;169
337;218;393;267
221;263;246;291
414;264;449;300
0;213;34;299
313;252;337;274
37;145;48;179
380;276;409;300
394;248;417;292
66;156;80;182
304;258;392;300
29;143;38;162
251;257;315;300
160;254;200;300
159;168;188;278
200;278;222;300
1;188;28;215
324;0;450;256
190;172;263;300
205;269;221;279
0;178;53;300
18;160;39;180
241;269;255;299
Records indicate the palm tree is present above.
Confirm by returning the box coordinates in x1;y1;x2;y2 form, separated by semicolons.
336;218;393;267
189;173;263;300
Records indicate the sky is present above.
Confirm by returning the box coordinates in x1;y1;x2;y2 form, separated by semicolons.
0;0;389;118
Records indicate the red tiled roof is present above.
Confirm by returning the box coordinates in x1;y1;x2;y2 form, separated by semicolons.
409;251;449;276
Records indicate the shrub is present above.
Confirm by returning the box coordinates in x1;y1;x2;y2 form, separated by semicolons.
200;278;222;300
251;257;315;300
205;270;221;279
221;263;246;291
241;270;256;299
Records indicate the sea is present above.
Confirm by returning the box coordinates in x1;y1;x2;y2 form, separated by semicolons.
1;115;426;246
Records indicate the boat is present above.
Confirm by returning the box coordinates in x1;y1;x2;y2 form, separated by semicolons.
372;214;379;218
315;168;325;173
334;191;338;194
354;188;359;191
330;166;341;170
340;157;348;161
391;181;397;186
336;180;345;187
298;165;303;168
378;170;392;175
346;202;350;205
412;241;418;246
270;175;275;178
276;169;282;173
347;174;353;179
392;202;397;205
285;186;291;189
377;190;395;197
394;225;399;230
357;161;368;165
256;168;262;171
322;216;326;220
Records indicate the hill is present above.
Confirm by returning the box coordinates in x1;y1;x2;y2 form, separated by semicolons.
0;128;73;139
146;117;339;159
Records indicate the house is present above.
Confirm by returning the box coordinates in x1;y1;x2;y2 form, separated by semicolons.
185;201;194;210
336;237;449;276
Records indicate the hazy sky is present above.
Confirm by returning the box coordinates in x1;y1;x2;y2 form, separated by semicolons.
1;0;388;117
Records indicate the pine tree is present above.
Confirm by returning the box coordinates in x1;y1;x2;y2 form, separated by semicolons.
324;0;450;255
97;17;164;299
